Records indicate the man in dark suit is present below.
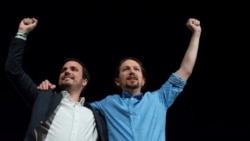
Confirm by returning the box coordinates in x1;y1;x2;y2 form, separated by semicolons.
5;17;107;141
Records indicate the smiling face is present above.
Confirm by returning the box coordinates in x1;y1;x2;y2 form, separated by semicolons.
115;59;145;94
58;60;87;91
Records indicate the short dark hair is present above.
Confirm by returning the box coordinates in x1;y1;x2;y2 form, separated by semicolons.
63;58;90;81
114;57;146;79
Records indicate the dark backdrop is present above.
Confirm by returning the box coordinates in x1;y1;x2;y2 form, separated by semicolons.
0;1;249;141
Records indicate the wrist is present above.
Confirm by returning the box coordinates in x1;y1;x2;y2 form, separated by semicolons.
15;32;29;40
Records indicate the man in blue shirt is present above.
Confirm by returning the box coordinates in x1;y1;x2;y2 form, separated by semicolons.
38;17;202;141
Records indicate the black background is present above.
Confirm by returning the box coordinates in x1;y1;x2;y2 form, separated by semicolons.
0;1;249;141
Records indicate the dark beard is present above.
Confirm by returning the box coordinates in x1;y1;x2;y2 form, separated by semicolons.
125;83;140;89
60;83;71;90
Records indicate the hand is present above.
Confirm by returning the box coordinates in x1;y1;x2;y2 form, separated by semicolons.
18;17;38;33
37;79;56;90
186;18;201;33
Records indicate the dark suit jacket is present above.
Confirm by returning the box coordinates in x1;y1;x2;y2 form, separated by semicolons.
5;37;108;141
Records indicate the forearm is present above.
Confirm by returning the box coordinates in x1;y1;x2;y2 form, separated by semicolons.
176;31;201;81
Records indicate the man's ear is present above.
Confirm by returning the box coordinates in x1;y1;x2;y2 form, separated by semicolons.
142;77;145;87
82;79;88;87
115;78;120;86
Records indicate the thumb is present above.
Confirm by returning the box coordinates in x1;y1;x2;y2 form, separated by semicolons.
50;84;56;90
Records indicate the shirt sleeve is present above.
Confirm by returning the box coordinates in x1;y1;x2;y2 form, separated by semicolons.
155;73;186;108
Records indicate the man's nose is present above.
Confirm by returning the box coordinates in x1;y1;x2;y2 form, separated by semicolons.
64;70;70;75
129;69;136;74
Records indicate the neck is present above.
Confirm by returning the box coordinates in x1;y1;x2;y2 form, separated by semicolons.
70;94;81;102
66;89;82;102
124;88;141;96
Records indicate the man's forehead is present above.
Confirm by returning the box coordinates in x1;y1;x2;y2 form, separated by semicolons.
63;61;81;67
121;60;140;67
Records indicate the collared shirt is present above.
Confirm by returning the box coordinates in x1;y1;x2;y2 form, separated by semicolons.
36;91;98;141
91;73;186;141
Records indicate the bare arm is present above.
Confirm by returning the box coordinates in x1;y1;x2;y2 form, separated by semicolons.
175;18;202;81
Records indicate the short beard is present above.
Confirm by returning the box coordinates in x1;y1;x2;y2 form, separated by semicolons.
125;83;140;89
60;83;71;90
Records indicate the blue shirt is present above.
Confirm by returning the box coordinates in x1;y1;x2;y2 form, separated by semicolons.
91;73;186;141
